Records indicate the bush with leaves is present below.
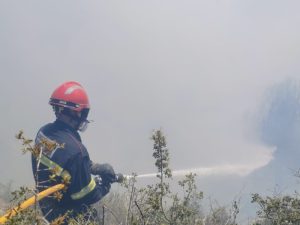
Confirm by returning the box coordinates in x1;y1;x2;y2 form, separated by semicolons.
251;193;300;225
120;129;204;225
203;199;239;225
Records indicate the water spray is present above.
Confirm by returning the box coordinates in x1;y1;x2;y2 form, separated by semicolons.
124;164;256;180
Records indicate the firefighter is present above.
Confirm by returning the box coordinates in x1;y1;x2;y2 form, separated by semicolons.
32;81;116;223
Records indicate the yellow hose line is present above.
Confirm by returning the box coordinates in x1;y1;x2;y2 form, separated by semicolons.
0;184;65;224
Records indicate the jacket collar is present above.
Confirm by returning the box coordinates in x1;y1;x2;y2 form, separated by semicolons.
54;119;82;142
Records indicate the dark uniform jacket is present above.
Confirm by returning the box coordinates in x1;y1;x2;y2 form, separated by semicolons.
32;120;109;222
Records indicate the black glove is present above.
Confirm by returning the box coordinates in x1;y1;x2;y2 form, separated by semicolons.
90;162;116;184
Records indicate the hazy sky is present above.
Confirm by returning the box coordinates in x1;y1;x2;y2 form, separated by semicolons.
1;0;300;193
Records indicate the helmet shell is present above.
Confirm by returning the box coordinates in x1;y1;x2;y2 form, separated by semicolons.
49;81;90;111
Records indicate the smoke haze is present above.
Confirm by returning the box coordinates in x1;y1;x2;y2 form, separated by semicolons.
1;3;300;217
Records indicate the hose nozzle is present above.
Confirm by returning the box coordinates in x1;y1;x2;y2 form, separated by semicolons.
114;173;124;183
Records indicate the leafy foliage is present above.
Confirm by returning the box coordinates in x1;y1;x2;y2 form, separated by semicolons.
251;193;300;225
118;129;204;225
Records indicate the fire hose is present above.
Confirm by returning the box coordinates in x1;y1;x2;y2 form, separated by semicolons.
0;174;124;224
0;184;65;224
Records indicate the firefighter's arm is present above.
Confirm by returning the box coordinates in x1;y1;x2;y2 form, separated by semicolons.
65;155;111;204
90;161;116;184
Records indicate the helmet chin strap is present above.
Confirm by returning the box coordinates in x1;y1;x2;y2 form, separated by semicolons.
78;120;89;132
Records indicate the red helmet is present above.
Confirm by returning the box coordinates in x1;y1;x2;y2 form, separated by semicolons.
49;81;90;112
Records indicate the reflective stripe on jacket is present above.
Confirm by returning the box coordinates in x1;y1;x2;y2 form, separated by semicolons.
38;154;96;200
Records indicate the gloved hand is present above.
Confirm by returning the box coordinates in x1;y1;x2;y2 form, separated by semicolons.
90;162;116;184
